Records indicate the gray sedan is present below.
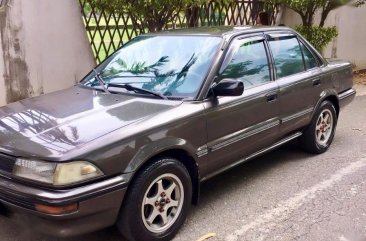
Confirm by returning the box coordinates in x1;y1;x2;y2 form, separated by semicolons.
0;26;355;241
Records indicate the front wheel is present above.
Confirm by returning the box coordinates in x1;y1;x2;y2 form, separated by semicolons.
117;158;192;241
299;100;337;154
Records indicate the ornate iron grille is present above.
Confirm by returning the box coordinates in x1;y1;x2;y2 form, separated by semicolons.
79;0;279;63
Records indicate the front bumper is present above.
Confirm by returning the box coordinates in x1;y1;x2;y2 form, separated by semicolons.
338;88;356;109
0;174;128;237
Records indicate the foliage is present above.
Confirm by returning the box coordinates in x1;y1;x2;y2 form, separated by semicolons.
100;53;199;94
318;0;364;27
83;2;92;16
295;25;338;52
90;0;216;32
267;0;364;53
269;0;364;26
354;0;366;6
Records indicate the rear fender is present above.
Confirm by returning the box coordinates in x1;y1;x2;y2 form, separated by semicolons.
311;89;339;120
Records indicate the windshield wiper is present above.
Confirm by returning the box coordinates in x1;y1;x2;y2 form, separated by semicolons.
108;83;167;100
93;69;110;93
102;73;177;80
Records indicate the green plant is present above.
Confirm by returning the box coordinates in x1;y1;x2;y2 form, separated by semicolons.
355;0;366;6
267;0;364;54
90;0;214;32
295;25;338;52
269;0;362;27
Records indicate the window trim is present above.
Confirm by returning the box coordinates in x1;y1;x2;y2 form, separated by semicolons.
296;37;307;71
298;39;322;70
266;32;296;39
216;34;273;91
296;34;326;67
201;32;282;100
218;35;267;74
266;32;309;80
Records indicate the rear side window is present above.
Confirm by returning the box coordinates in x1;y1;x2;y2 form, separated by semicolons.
219;38;271;89
300;41;319;70
268;36;305;78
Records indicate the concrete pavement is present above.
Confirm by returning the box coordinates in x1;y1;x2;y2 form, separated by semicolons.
355;84;366;96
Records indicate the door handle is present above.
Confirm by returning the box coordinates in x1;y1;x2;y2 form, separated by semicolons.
266;93;278;103
312;79;321;87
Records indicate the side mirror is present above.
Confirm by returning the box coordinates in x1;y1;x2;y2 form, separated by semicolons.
212;78;244;97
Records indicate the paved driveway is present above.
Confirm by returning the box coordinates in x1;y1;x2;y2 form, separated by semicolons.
1;96;366;241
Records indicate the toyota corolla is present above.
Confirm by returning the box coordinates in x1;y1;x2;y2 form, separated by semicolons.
0;26;355;241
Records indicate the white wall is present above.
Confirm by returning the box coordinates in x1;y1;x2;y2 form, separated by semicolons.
0;0;95;107
281;5;366;69
0;16;5;106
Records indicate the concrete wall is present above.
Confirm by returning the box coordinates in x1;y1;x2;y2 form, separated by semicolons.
281;5;366;69
0;0;95;107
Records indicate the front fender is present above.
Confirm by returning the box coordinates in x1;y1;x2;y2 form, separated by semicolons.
124;137;198;173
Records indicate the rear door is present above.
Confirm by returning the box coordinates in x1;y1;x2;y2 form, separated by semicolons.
203;34;281;177
266;32;323;136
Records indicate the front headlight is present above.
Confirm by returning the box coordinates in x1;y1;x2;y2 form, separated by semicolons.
13;158;104;186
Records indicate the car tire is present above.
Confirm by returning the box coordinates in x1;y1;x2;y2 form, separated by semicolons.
299;100;337;154
116;157;192;241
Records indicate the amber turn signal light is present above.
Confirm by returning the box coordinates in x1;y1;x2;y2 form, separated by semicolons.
35;203;78;215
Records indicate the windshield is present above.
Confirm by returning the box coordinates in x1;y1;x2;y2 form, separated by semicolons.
81;35;222;99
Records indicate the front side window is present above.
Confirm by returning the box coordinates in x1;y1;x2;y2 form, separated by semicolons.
81;35;222;99
219;38;271;89
268;36;305;78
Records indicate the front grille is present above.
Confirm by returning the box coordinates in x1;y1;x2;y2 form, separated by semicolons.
0;153;16;174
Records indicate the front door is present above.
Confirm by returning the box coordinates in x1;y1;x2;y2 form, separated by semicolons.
203;35;281;177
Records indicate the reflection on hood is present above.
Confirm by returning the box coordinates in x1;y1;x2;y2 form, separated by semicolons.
0;86;178;158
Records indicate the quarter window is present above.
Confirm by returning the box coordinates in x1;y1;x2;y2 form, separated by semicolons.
268;36;305;78
300;41;319;70
219;38;271;89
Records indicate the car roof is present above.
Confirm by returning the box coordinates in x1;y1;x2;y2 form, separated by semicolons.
145;25;294;39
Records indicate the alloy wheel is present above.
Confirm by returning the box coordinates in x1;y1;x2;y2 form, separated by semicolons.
141;173;184;233
315;109;333;146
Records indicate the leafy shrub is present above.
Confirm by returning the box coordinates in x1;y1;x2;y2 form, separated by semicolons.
295;25;338;53
90;0;210;32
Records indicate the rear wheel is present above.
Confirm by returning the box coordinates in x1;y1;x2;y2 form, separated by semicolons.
117;158;192;241
299;100;337;154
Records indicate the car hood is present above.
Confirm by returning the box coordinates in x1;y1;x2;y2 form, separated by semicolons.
0;86;180;159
